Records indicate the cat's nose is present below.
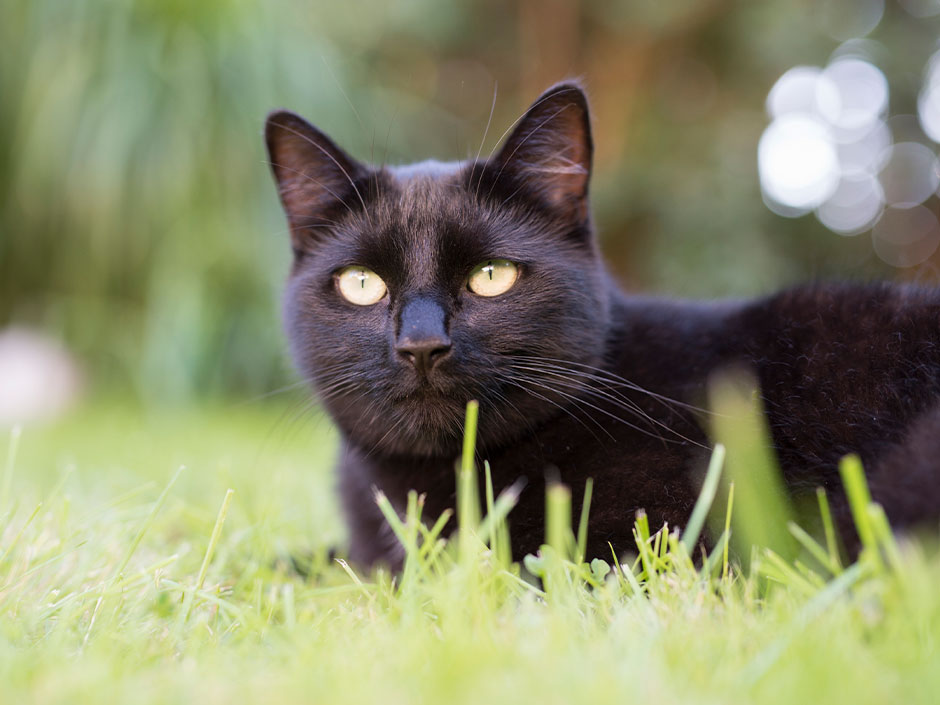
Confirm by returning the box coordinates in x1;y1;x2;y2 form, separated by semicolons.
396;338;452;374
396;297;452;374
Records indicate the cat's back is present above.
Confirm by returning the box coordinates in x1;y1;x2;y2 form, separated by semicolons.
740;281;940;402
609;280;940;363
604;280;940;469
727;282;940;485
749;280;940;346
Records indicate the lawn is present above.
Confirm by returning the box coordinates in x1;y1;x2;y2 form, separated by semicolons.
1;397;938;704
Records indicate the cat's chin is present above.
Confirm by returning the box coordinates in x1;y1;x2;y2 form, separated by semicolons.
343;416;464;458
327;392;467;458
335;392;560;459
335;392;546;459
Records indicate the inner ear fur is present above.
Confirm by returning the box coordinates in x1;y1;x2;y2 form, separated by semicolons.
494;82;593;223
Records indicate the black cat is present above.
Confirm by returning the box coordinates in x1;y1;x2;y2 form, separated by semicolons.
265;82;940;569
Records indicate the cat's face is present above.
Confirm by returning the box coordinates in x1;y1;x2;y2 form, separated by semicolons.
266;83;611;456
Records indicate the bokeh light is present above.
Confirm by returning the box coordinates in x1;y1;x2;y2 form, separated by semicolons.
816;172;884;235
836;120;890;173
759;114;839;212
761;38;940;267
919;49;940;143
879;142;940;208
871;205;940;267
759;55;888;219
899;0;940;17
821;0;884;40
766;67;834;119
818;58;888;140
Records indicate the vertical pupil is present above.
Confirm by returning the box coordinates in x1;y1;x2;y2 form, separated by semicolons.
359;271;366;289
487;261;493;280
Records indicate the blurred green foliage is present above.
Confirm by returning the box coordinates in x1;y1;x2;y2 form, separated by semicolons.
1;0;938;402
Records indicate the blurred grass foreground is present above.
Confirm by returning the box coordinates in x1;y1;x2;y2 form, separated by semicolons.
1;394;939;704
3;0;940;413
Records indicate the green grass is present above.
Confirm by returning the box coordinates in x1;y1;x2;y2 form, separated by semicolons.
2;398;939;705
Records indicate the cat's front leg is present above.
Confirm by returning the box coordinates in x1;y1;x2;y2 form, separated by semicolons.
337;444;407;571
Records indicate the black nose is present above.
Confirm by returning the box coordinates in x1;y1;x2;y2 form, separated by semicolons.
396;296;452;374
396;337;452;374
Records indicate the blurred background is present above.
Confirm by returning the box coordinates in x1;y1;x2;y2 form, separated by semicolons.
3;0;940;418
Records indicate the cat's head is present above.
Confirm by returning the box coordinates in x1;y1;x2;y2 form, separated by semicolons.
265;83;612;457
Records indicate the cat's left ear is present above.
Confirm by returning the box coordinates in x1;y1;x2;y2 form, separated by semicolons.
494;82;593;223
264;110;368;244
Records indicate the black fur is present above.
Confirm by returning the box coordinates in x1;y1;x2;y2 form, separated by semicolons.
265;82;940;569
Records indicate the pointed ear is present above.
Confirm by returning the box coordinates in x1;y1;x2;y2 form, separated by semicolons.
264;110;367;240
494;82;593;222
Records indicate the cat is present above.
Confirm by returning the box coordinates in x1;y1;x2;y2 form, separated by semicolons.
264;82;940;569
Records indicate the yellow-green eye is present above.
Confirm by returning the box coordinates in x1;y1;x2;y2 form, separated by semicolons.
467;259;518;297
336;266;387;305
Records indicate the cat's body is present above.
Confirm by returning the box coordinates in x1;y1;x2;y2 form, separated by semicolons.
336;283;940;567
265;83;940;569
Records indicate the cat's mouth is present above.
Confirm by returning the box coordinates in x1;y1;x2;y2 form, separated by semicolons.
392;387;465;413
392;371;462;399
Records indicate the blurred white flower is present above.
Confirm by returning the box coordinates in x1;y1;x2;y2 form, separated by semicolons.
0;327;82;427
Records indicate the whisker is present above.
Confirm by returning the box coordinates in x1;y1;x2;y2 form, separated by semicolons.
287;214;347;228
507;357;708;447
469;81;499;197
511;355;709;415
321;54;366;135
496;374;610;444
506;361;700;445
362;407;402;460
481;85;583;167
508;362;666;430
233;379;313;407
507;372;676;445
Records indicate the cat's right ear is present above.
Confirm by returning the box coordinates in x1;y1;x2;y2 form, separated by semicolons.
264;111;366;242
492;82;593;224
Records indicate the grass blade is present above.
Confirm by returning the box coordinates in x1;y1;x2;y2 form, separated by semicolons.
2;425;22;513
457;401;481;563
838;454;882;570
175;488;235;634
816;487;842;572
709;370;795;561
545;482;571;558
114;465;185;579
722;481;734;581
681;443;725;554
461;399;479;477
787;521;840;577
196;488;235;592
576;478;593;564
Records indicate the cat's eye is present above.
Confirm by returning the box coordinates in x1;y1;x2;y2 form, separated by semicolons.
336;266;387;305
467;259;518;297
